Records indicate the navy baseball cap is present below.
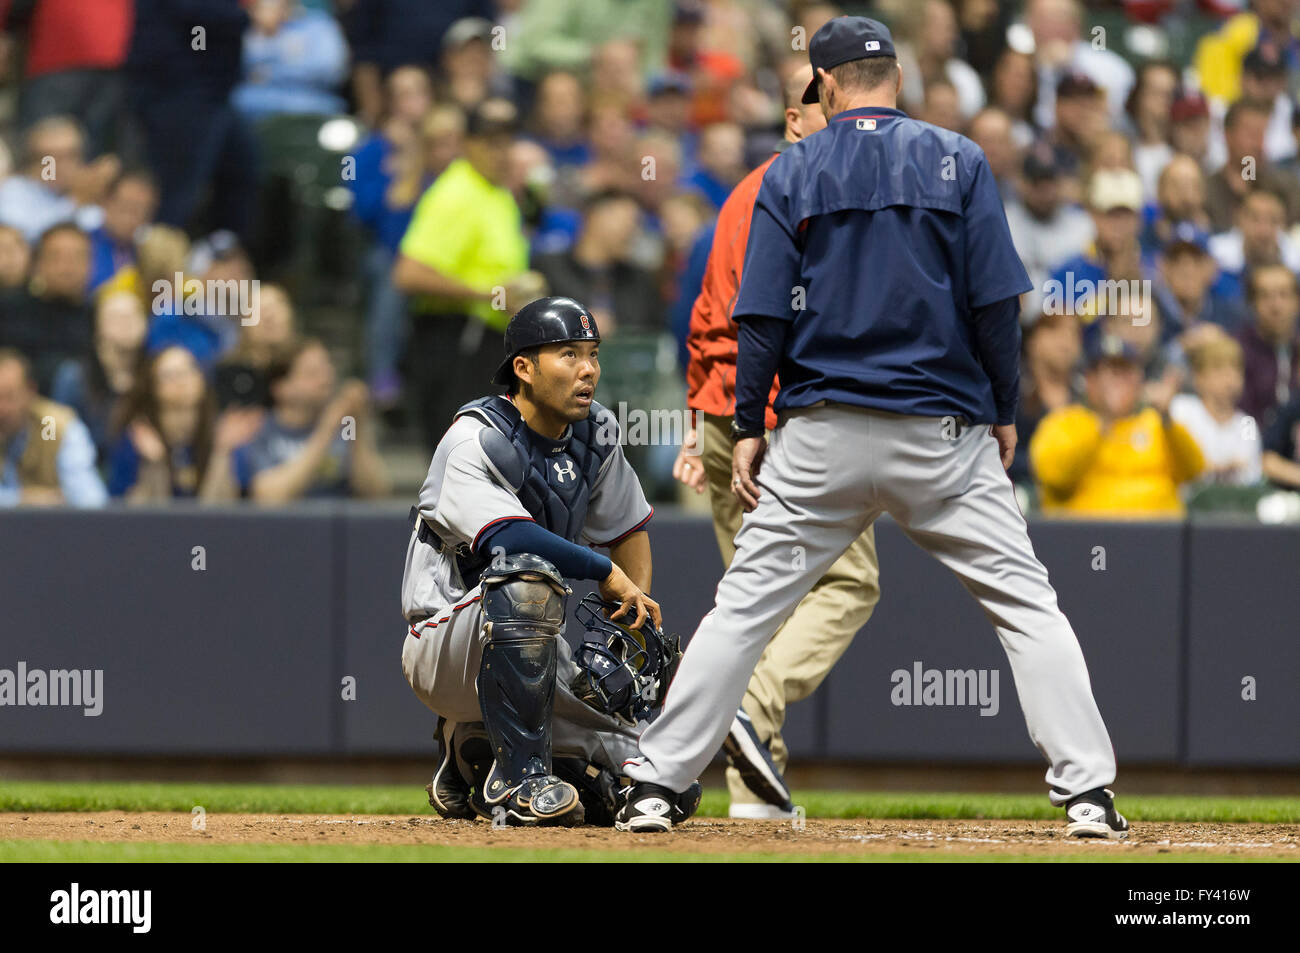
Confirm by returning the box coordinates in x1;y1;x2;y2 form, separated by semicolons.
1085;333;1142;369
1163;221;1210;255
801;16;897;105
1022;141;1061;182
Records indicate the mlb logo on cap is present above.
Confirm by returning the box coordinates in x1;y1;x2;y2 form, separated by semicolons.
865;41;879;51
856;118;877;130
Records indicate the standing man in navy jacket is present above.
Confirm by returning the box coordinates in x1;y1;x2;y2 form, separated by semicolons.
616;17;1128;841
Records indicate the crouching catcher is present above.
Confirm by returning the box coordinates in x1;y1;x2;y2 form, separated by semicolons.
399;297;701;826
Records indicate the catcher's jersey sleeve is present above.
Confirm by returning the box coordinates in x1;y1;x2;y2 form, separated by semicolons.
580;440;653;547
431;424;533;552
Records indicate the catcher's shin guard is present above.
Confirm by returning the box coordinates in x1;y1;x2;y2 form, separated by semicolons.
476;555;575;815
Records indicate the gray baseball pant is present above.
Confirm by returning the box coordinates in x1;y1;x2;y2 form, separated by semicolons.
624;404;1116;805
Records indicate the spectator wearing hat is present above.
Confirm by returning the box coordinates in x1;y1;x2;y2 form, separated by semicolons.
1205;99;1300;232
1026;0;1135;130
0;348;107;507
642;71;699;172
438;16;517;113
1047;168;1150;329
1005;142;1095;318
1262;391;1300;489
1154;222;1243;333
1010;310;1083;487
1141;154;1212;259
1171;327;1263;487
664;1;746;128
145;230;251;368
1205;44;1296;169
1045;70;1108;186
392;99;544;450
1235;261;1300;429
1095;293;1184;390
1030;334;1205;517
340;0;493;126
1169;89;1213;168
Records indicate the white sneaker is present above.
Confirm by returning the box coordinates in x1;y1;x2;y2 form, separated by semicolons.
1065;788;1130;839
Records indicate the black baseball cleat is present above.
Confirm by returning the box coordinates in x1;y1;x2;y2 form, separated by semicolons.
615;782;689;833
722;709;794;813
427;718;476;820
675;780;703;823
1065;787;1130;839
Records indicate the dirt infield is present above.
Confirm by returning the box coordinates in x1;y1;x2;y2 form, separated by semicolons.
4;812;1298;858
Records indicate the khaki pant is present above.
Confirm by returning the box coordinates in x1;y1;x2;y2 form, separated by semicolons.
697;412;881;806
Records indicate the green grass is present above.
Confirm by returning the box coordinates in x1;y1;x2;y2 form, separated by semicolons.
0;781;1297;824
0;839;1279;863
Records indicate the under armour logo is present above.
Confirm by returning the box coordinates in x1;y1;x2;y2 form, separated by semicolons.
553;460;576;483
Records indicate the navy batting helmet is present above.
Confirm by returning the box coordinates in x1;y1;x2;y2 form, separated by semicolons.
491;296;601;386
570;594;680;723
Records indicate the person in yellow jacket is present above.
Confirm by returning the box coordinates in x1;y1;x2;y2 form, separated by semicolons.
1194;0;1298;104
1031;334;1205;517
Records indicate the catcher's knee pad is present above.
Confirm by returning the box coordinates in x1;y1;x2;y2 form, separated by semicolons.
476;554;570;799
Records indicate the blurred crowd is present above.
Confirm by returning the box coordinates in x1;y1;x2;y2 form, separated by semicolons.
0;0;1299;517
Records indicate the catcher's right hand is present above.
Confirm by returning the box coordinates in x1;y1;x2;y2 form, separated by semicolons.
598;563;661;630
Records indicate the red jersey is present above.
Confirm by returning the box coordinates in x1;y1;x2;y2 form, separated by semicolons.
685;153;780;430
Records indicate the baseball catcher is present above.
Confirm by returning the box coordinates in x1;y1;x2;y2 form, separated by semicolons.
400;296;700;826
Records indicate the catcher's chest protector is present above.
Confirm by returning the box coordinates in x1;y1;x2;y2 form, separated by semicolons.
456;396;616;544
